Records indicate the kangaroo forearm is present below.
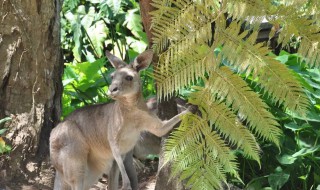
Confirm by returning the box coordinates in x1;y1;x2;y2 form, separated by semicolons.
149;111;187;137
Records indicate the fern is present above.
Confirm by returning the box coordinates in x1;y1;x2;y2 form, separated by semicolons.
257;58;310;116
151;0;319;189
165;113;239;189
189;88;261;163
267;2;320;67
152;0;221;98
206;67;281;145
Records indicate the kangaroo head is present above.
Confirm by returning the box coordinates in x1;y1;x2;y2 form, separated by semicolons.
105;50;153;99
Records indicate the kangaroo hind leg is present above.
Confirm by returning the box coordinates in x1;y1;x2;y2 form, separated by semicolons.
51;121;90;190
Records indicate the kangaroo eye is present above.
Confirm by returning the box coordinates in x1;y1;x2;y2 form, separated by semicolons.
110;75;114;80
125;76;133;81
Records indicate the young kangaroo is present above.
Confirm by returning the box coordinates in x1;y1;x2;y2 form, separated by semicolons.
49;50;190;190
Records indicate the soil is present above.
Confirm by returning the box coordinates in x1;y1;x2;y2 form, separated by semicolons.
0;159;158;190
91;159;158;190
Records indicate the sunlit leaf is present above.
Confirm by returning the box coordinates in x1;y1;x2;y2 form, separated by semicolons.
284;122;312;132
124;9;143;38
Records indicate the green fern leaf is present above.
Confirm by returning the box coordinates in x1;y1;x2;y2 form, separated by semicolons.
165;113;239;189
151;0;318;189
189;88;261;163
257;58;310;116
207;67;282;146
214;19;310;116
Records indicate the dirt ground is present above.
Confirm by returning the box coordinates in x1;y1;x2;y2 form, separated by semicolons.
0;159;158;190
91;159;158;190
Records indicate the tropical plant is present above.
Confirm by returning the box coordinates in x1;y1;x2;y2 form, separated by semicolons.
150;0;320;189
0;117;12;154
239;51;320;190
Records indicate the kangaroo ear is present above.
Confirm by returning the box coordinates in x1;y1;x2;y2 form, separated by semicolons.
105;50;126;69
131;50;153;72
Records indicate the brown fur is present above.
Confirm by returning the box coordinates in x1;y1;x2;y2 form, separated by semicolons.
49;50;189;190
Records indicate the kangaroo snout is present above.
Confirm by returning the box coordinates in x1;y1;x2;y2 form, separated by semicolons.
109;86;119;93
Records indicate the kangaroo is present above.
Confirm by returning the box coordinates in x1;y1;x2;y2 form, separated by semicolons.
108;97;160;190
49;50;191;190
109;97;190;190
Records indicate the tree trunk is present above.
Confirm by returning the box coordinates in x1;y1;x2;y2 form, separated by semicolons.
139;1;186;189
0;0;63;189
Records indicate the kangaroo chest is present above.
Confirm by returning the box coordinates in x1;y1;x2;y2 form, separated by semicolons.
116;110;147;154
117;123;141;154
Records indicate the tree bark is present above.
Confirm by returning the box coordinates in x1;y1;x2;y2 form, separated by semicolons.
139;1;186;189
0;0;63;189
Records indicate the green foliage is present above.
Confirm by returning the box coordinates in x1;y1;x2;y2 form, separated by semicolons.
62;58;110;116
151;0;319;189
240;51;320;190
0;117;12;154
61;0;155;117
61;0;147;63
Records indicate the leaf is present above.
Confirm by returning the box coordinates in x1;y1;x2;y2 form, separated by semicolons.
305;78;320;90
268;170;290;190
0;137;6;151
308;69;320;83
284;122;312;132
71;58;106;82
63;0;80;10
107;0;122;15
0;129;7;135
81;6;95;29
291;146;320;157
276;154;297;165
124;9;144;38
0;117;11;125
65;11;83;62
286;109;320;122
125;36;147;54
275;54;289;64
86;20;108;57
246;176;268;190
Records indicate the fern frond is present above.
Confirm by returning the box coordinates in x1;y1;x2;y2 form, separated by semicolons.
225;0;268;25
154;39;213;99
214;19;310;116
201;125;239;178
164;113;204;163
267;2;320;67
214;19;270;76
151;0;221;53
165;113;239;189
151;0;318;188
189;88;261;163
151;0;224;98
207;66;282;146
257;58;310;116
171;141;206;179
185;159;225;190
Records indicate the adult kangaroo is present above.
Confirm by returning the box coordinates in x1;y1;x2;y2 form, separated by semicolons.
49;50;190;190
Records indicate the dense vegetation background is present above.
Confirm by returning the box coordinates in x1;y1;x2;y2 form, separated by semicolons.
0;0;319;189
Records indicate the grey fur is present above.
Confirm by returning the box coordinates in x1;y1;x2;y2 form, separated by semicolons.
50;50;189;190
